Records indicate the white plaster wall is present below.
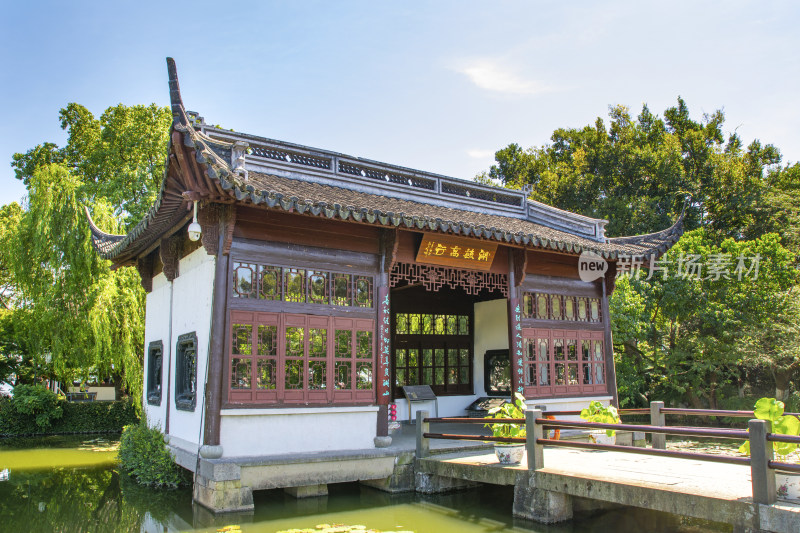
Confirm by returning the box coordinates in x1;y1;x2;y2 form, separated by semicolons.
473;298;509;397
68;386;116;401
526;395;613;421
219;406;378;457
167;247;216;450
393;395;472;422
142;272;172;431
393;298;510;422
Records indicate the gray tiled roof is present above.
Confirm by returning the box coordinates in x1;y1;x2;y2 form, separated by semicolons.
86;58;684;266
239;171;683;258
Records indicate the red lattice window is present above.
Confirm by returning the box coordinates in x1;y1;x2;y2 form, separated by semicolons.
227;311;374;405
231;263;373;308
522;292;602;323
392;312;472;396
522;328;606;398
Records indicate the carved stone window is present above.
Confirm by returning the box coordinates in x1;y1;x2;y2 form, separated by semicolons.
175;332;198;411
146;340;163;406
484;349;511;397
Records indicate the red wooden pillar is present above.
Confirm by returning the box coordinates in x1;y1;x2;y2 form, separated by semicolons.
507;250;525;397
375;229;397;436
377;285;392;406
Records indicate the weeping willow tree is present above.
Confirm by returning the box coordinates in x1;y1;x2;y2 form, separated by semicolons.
5;102;172;403
7;165;145;398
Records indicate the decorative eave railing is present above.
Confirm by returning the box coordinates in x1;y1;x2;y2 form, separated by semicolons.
196;120;608;243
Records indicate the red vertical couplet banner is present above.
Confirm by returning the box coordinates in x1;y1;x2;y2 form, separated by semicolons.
377;286;391;404
509;297;524;395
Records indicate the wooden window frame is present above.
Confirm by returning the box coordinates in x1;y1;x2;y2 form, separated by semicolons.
227;311;375;406
232;262;374;310
521;328;607;398
522;292;602;324
146;340;163;406
391;312;473;397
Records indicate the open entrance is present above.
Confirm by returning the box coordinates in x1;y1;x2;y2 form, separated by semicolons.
390;276;507;400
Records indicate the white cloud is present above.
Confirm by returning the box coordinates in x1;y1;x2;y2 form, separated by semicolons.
467;149;495;159
456;61;554;96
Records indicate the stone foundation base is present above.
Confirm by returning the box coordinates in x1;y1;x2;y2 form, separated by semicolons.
193;474;254;513
513;472;572;523
285;484;329;498
361;451;416;493
415;472;480;494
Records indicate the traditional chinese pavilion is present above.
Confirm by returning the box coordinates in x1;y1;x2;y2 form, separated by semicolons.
86;59;683;511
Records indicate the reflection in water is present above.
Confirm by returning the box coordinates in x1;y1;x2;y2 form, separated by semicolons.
0;436;730;533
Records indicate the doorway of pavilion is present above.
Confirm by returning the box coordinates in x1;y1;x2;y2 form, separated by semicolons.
389;270;507;399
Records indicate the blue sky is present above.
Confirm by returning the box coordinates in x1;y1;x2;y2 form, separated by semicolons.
2;1;798;207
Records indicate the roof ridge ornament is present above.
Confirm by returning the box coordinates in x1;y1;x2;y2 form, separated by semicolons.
232;141;249;182
166;57;184;120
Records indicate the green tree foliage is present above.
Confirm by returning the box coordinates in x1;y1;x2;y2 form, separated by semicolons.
486;98;782;239
4;102;171;400
13;103;172;224
5;165;145;397
484;97;800;407
610;230;797;407
0;202;22;310
0;385;64;430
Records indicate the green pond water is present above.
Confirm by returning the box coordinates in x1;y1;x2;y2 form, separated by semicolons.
0;436;731;533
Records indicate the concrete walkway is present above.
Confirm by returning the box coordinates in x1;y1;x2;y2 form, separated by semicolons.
386;422;492;453
418;446;800;532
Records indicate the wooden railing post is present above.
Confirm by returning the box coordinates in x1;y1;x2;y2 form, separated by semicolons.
749;419;776;505
416;410;430;458
650;401;666;450
526;409;544;471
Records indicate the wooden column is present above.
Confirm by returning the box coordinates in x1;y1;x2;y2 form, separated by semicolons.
375;229;396;437
203;206;232;446
376;285;390;436
601;271;619;407
508;249;524;396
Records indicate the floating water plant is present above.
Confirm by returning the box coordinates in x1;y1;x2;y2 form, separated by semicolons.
275;524;413;533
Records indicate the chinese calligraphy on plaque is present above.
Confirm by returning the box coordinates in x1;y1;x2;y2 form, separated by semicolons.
415;234;498;272
378;287;391;398
511;301;524;394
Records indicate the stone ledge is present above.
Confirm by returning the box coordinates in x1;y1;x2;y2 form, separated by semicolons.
241;456;396;491
220;406;379;416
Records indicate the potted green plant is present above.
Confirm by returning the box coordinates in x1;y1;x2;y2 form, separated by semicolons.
739;397;800;501
580;400;620;445
484;392;527;465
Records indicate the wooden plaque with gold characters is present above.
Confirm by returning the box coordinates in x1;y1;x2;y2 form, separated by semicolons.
415;234;498;271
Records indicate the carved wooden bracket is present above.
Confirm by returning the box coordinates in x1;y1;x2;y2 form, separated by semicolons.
197;203;221;256
136;254;154;293
512;248;527;287
380;228;398;274
223;205;236;256
604;261;618;296
160;234;183;282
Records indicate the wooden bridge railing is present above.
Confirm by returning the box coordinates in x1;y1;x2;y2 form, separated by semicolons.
415;402;798;506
